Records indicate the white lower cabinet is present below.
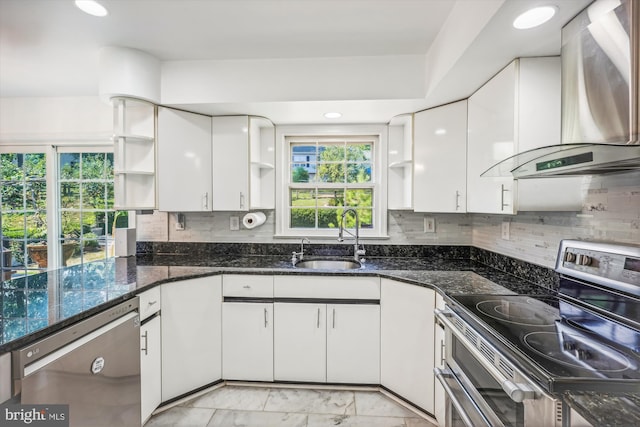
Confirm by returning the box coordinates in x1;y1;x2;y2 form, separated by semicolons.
140;314;161;424
273;302;381;384
161;276;222;402
433;293;446;426
326;303;380;384
381;278;435;413
274;302;327;383
222;302;274;381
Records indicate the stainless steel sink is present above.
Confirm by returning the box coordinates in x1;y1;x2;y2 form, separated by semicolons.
294;258;362;270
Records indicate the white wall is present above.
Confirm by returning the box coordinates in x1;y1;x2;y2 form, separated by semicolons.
0;96;112;142
161;55;426;104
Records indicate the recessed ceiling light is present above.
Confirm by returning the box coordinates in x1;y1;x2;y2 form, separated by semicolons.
513;6;556;29
324;112;342;119
75;0;108;17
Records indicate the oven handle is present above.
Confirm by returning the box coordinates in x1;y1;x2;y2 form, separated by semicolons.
435;308;537;403
435;367;494;427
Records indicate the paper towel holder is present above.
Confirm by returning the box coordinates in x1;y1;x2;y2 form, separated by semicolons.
242;211;267;229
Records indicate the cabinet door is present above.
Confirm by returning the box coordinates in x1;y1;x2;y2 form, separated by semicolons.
467;61;517;214
212;116;249;211
141;315;161;424
327;304;380;384
222;303;273;382
157;107;213;211
380;279;435;413
414;100;468;212
161;276;222;401
274;302;326;382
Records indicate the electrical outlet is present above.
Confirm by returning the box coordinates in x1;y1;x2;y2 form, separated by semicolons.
424;217;435;233
501;221;510;240
230;216;240;231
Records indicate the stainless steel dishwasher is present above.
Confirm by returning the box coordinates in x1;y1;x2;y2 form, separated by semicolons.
12;298;141;427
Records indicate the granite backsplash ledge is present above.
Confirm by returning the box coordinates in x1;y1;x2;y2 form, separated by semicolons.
470;247;559;291
135;242;471;259
136;242;558;290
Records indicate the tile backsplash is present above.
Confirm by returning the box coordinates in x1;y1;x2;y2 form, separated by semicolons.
136;171;639;268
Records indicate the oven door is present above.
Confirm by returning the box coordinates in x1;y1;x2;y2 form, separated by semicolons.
435;309;559;427
434;366;504;427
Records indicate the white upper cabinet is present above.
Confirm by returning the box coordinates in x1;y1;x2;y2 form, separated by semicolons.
157;106;213;212
467;60;518;214
112;97;157;210
212;116;250;211
467;58;584;214
387;114;413;210
414;100;468;213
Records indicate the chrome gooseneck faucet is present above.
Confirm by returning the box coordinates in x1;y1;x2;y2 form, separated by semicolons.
338;208;366;262
292;237;311;265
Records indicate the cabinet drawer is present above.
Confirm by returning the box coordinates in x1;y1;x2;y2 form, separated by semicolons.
139;287;161;321
274;276;380;299
223;275;273;298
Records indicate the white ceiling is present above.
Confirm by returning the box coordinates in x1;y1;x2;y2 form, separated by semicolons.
0;0;592;124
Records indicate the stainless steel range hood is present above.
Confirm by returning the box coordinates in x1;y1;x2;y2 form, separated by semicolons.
483;0;640;179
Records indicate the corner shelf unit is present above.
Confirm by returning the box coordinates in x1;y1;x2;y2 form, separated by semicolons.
112;97;157;210
249;116;276;210
387;114;413;210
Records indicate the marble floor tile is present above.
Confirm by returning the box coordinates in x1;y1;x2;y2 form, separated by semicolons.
186;385;270;411
406;417;439;427
207;409;307;427
354;391;418;418
145;407;215;427
264;388;356;415
146;386;437;427
307;413;407;427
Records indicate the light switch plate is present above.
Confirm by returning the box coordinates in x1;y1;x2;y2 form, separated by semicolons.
501;221;510;240
424;217;435;233
230;216;240;231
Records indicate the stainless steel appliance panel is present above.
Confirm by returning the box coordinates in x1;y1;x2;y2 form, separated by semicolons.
15;301;141;427
562;0;639;145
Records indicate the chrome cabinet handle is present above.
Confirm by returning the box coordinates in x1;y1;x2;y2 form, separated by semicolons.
500;184;509;210
147;300;157;306
203;192;209;210
317;307;321;328
239;192;245;210
243;285;251;289
440;339;445;365
141;331;149;356
332;308;336;329
264;307;268;328
455;191;461;211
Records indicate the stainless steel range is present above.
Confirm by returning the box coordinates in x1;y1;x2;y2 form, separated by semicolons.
435;240;640;427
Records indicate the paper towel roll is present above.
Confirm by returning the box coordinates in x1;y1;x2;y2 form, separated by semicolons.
242;212;266;229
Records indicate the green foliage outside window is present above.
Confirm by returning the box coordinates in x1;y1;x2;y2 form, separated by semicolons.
289;142;373;230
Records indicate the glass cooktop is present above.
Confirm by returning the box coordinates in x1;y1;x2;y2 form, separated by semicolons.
449;293;640;390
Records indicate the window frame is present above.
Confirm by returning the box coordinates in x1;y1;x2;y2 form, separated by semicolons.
275;124;388;239
0;143;115;277
56;145;116;267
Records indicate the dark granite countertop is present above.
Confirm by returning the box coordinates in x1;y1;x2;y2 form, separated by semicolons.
563;391;640;427
1;250;637;425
